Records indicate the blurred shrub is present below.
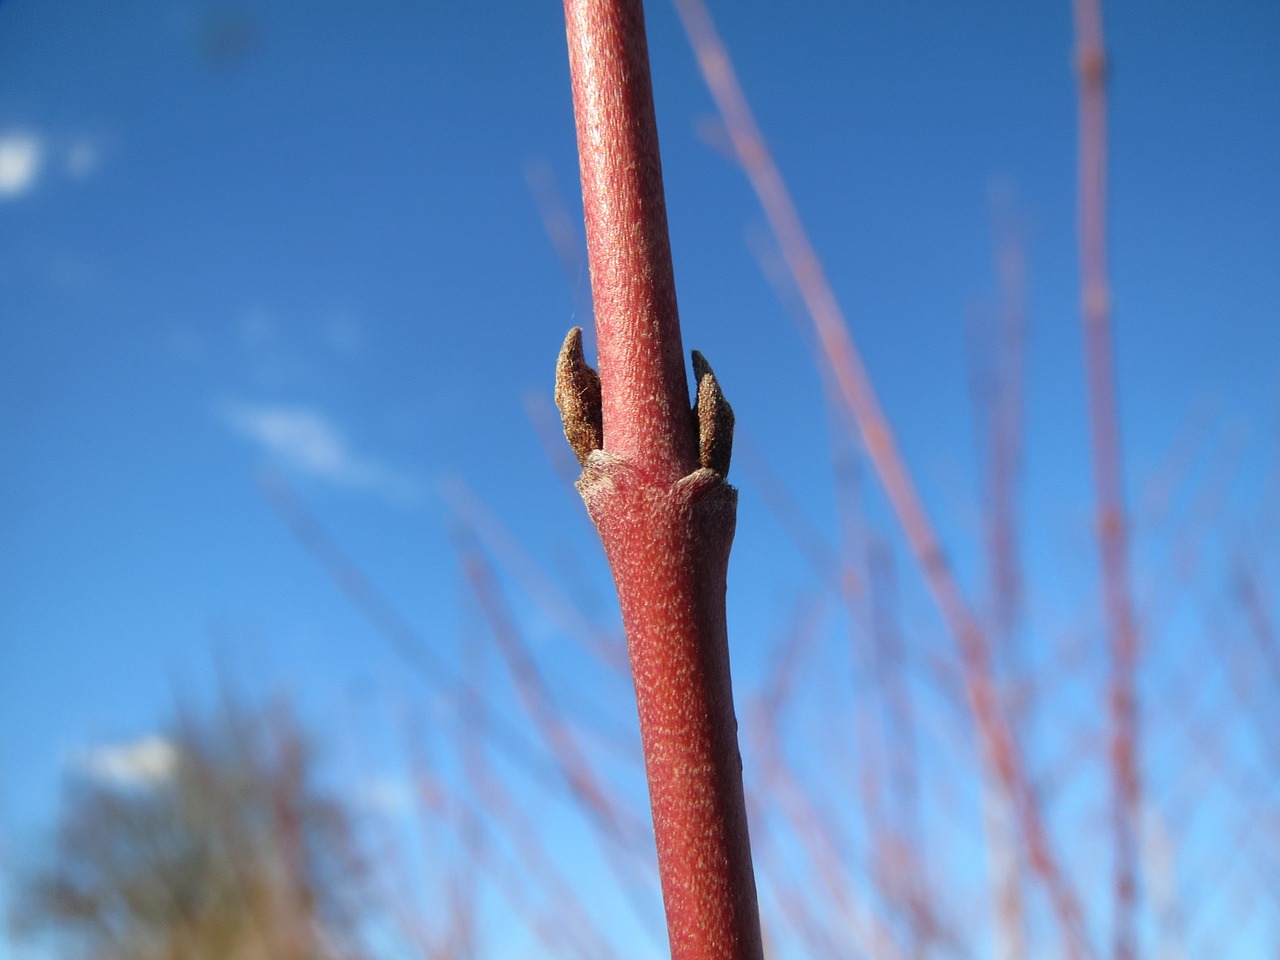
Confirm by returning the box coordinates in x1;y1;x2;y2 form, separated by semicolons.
14;698;370;960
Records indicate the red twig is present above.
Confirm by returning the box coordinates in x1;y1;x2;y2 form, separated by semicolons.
563;0;694;478
526;388;591;490
258;470;583;806
672;1;1090;954
966;197;1030;960
454;532;640;836
456;639;628;960
1071;2;1142;956
736;433;843;595
867;542;944;957
526;159;596;327
984;196;1028;661
450;529;655;870
1235;562;1280;694
406;736;579;959
441;477;629;673
741;790;847;958
558;1;764;957
747;703;902;960
750;219;943;953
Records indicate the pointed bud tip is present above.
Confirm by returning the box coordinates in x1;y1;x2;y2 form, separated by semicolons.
559;326;585;365
555;326;603;468
690;349;734;476
691;349;713;383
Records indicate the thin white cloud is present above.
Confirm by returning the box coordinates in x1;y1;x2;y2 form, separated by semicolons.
357;776;414;816
0;130;105;198
0;131;45;198
64;137;100;179
78;736;180;788
223;401;419;504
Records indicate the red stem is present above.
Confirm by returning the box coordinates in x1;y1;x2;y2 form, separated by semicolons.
564;0;695;482
1071;2;1142;958
672;0;1091;955
561;1;763;958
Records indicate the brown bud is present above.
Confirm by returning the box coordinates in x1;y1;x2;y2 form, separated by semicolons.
554;327;604;467
691;350;734;476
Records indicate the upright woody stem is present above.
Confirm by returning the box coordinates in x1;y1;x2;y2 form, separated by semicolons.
556;1;764;958
1071;2;1141;958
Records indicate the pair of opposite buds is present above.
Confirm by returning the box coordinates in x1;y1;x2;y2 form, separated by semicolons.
554;327;734;477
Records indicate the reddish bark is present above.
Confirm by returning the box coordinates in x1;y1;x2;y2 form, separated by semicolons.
562;0;694;482
671;0;1091;956
1071;2;1142;957
558;1;764;957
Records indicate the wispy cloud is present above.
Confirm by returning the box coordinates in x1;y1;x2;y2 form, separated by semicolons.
222;401;419;504
65;137;100;179
357;775;414;816
0;129;105;199
0;131;45;198
77;736;180;788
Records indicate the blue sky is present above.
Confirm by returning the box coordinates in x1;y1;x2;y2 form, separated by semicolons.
1;0;1278;956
